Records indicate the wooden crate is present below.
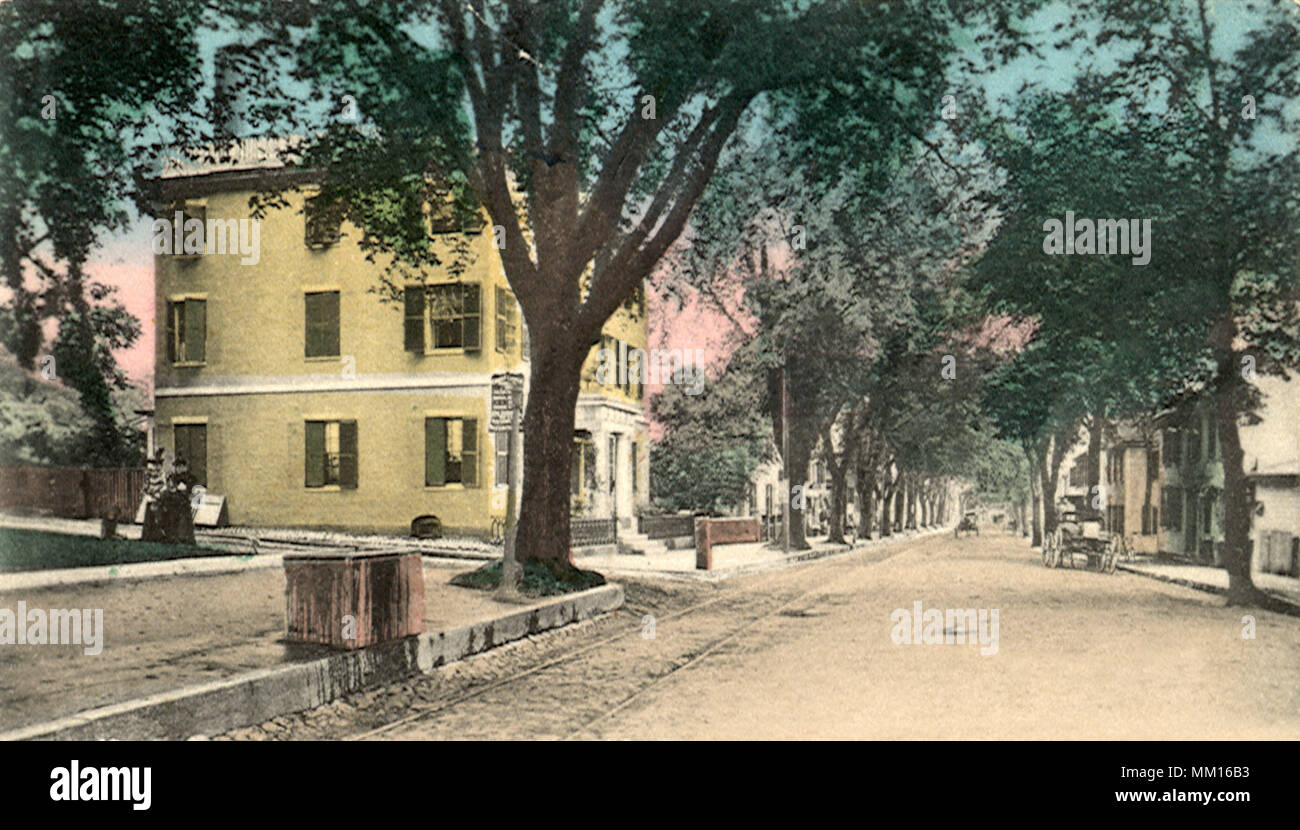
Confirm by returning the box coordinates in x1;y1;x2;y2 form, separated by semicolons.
284;551;425;649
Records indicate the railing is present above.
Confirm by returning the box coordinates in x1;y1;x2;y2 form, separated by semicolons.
570;517;617;547
637;513;694;539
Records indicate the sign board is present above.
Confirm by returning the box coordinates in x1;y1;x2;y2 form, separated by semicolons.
490;373;525;432
189;488;229;527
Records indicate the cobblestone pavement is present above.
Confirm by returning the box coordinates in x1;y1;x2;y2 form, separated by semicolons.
216;531;1300;740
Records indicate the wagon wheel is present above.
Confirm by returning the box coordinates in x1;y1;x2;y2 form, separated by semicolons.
1105;536;1120;574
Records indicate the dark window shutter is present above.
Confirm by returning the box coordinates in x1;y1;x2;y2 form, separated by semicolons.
306;292;340;357
167;302;178;363
185;299;206;363
338;420;358;488
462;418;478;488
305;421;326;487
425;418;446;486
404;287;425;352
462;284;480;350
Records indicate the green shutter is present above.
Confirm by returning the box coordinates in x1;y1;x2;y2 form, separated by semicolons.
404;287;425;352
425;417;446;486
166;302;178;363
462;284;480;350
185;299;206;362
305;421;325;487
338;420;357;488
305;292;340;357
462;418;478;488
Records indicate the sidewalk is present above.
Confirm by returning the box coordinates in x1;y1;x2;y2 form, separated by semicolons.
0;508;500;560
578;525;951;580
0;559;618;737
1118;558;1300;612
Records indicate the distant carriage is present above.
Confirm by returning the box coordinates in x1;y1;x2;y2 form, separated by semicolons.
954;511;979;538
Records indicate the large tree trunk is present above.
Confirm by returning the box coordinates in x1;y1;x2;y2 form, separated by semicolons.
1041;425;1072;539
786;431;813;550
880;471;895;538
827;463;848;544
1026;439;1044;546
515;338;585;564
857;464;876;539
1210;322;1269;606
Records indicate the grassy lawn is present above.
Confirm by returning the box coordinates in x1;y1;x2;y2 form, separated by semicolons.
0;527;225;573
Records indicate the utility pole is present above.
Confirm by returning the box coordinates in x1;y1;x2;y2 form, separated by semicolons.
493;372;525;602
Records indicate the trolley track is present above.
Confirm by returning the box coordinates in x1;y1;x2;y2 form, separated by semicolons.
344;537;924;741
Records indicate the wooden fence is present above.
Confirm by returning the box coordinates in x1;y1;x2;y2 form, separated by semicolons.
0;465;145;521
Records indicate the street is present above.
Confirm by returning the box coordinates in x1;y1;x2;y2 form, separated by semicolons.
219;530;1300;741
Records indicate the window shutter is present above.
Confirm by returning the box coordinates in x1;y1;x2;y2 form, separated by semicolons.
425;417;446;486
306;292;340;357
404;287;425;352
462;284;480;351
185;298;206;363
462;418;478;488
305;421;326;487
338;420;358;488
166;302;178;363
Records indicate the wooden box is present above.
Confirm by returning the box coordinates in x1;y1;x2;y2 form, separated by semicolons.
284;550;425;649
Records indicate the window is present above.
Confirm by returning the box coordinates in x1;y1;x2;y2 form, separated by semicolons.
173;424;207;488
571;432;596;509
1161;486;1182;531
305;420;357;488
1164;429;1181;467
167;298;206;364
1207;422;1217;459
404;286;425;352
304;291;340;358
494;431;510;488
172;202;205;257
427;283;480;350
631;440;639;495
495;286;519;354
1068;460;1086;488
608;435;618;494
305;194;342;248
425;417;478;487
1187;420;1201;464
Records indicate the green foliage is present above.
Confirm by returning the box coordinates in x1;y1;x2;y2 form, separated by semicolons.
1;0;204;463
449;557;606;597
0;528;214;573
649;342;769;513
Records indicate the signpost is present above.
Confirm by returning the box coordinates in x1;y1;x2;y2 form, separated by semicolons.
492;372;525;601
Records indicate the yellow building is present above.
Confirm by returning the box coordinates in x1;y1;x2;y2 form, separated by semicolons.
152;143;648;537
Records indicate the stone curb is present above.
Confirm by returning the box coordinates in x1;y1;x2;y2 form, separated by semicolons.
1116;564;1300;617
1;582;624;741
